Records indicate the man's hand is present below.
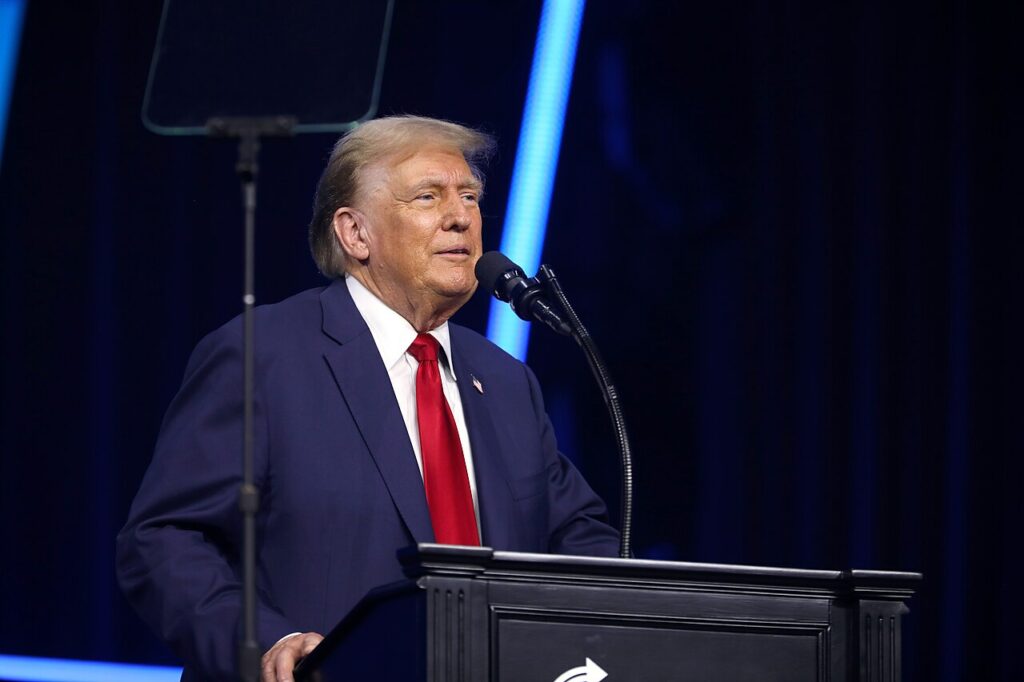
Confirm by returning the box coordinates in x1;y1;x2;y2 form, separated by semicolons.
261;632;324;682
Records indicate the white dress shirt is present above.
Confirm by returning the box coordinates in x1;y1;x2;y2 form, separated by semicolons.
345;275;482;533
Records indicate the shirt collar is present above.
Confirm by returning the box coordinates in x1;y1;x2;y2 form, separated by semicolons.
345;275;458;380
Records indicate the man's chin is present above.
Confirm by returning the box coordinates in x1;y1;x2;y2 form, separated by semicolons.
432;281;477;311
429;270;477;296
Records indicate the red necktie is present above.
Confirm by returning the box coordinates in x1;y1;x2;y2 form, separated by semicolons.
407;333;480;546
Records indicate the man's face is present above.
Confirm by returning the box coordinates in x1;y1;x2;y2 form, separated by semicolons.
357;146;483;313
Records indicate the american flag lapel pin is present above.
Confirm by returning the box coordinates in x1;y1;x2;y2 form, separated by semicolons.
471;374;484;394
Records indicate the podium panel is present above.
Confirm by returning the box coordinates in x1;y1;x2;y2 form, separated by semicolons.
296;545;919;682
498;618;823;681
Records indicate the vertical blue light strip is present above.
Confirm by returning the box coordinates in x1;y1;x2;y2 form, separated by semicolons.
0;655;182;682
486;0;586;360
0;0;26;167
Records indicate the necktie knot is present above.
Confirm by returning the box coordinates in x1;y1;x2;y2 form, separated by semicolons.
408;333;440;364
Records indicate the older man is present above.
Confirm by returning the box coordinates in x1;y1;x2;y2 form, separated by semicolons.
117;116;619;682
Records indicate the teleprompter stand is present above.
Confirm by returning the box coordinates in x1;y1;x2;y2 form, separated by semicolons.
141;2;396;678
295;544;920;682
206;115;296;682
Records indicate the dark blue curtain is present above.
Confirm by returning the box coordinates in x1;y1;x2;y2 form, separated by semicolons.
1;2;1019;680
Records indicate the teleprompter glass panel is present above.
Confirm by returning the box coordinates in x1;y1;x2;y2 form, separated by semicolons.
142;0;394;135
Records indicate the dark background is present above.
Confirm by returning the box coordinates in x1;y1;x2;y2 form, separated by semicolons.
1;1;1021;680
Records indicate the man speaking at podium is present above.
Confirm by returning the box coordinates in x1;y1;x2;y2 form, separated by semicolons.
116;116;619;681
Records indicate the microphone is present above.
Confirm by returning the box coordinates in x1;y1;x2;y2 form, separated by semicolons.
475;250;634;558
475;251;571;336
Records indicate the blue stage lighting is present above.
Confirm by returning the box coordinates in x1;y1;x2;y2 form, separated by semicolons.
486;0;586;360
0;0;25;167
0;655;182;682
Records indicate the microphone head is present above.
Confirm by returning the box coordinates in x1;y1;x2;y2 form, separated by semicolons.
475;251;524;301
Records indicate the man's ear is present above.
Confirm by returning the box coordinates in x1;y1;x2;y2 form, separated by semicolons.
332;207;370;262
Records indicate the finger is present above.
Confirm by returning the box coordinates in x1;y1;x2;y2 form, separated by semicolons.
261;651;277;682
274;645;299;682
300;635;323;656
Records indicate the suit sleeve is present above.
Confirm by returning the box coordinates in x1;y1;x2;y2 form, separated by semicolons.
522;364;622;557
116;323;296;680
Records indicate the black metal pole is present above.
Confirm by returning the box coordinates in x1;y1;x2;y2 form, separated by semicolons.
206;116;295;682
237;131;261;682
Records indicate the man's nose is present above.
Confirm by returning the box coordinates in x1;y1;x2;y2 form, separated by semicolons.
442;196;473;231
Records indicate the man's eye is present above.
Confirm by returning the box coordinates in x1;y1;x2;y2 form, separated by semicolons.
462;193;479;203
416;193;436;201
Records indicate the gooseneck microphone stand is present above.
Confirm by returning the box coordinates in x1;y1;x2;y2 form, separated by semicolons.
206;115;295;682
535;266;634;559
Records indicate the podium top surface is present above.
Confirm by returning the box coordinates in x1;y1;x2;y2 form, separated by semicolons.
297;545;920;680
401;544;921;599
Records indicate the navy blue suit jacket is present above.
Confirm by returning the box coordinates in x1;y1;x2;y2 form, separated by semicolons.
116;279;619;680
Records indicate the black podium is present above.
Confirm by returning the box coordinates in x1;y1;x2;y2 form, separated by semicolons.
295;544;919;682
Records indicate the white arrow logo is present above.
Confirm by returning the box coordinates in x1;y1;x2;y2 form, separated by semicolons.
552;657;608;682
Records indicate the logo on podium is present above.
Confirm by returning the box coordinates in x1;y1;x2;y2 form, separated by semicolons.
552;657;608;682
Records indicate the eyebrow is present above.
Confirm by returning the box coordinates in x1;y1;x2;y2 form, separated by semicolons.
409;176;483;193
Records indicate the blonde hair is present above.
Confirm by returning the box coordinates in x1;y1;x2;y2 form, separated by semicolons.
308;115;496;278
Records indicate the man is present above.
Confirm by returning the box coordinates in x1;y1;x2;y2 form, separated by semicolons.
117;116;619;682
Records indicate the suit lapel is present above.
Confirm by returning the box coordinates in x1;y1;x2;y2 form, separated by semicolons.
453;343;515;550
320;280;435;544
